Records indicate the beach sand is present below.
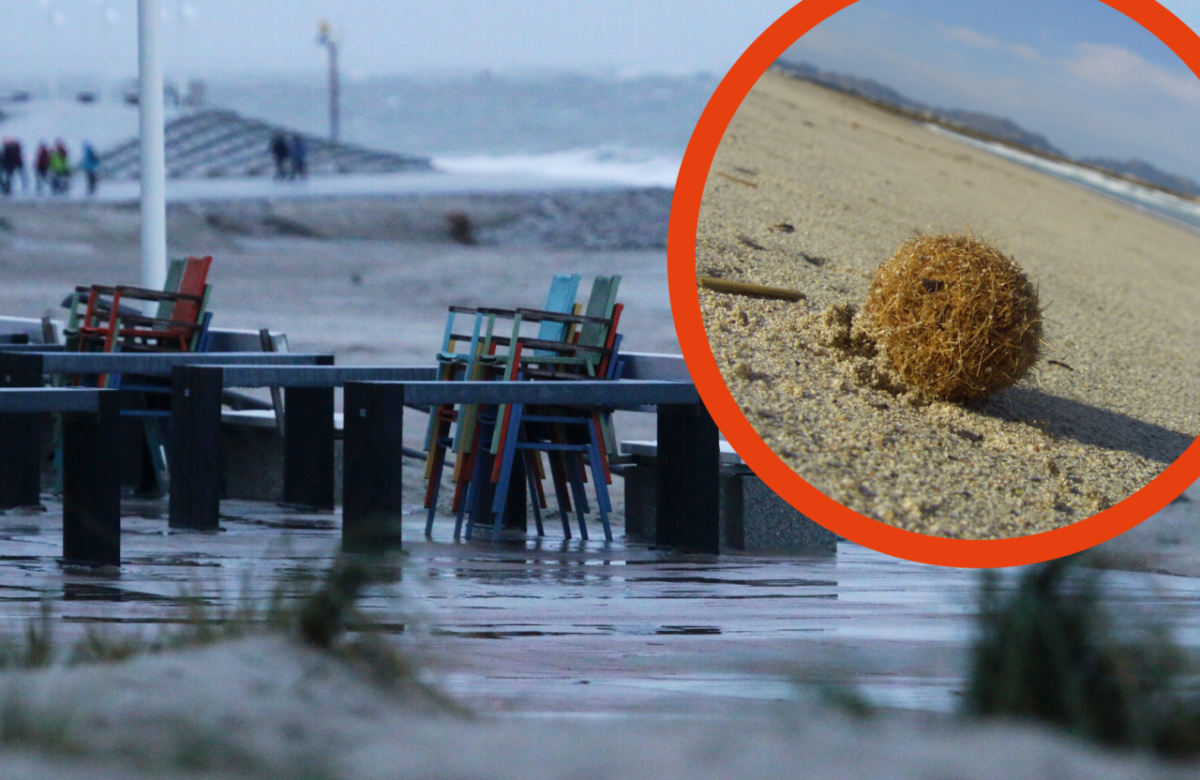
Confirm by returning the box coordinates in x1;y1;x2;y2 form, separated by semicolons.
0;189;678;447
2;178;1200;778
695;68;1200;539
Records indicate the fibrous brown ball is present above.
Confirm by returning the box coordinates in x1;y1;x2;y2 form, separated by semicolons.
865;233;1042;401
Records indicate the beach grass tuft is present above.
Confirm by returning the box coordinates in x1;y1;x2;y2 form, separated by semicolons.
0;554;419;691
964;555;1200;757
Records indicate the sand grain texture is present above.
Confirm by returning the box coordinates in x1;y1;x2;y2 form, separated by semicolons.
696;69;1200;539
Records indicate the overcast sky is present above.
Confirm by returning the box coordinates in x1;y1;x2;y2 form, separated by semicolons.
2;0;806;78
2;1;1195;78
2;0;1198;176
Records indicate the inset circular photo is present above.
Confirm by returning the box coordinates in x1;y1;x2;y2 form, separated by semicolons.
669;0;1200;566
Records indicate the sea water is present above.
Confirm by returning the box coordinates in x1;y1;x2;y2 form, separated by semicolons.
7;70;1199;222
206;70;717;189
0;70;714;193
926;124;1200;235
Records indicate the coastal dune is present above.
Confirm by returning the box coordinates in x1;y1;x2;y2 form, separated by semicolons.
696;68;1200;539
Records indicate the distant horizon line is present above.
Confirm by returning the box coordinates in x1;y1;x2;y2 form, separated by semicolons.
0;65;726;86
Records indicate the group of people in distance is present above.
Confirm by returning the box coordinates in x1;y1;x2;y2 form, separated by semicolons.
270;132;308;180
0;139;101;196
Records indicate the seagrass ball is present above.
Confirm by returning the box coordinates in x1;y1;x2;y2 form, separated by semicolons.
865;234;1042;401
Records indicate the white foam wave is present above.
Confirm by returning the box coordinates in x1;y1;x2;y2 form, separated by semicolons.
434;148;680;189
926;124;1200;232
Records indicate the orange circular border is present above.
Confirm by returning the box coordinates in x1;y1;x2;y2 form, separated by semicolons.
669;0;1200;568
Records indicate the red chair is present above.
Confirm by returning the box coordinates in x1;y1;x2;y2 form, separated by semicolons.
76;255;212;358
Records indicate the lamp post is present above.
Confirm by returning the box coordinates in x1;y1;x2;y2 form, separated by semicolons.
317;20;340;143
138;0;167;294
38;0;65;101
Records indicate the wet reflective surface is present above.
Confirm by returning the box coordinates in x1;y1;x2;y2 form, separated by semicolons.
3;496;1200;719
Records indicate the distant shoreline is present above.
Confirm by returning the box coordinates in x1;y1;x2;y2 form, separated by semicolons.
772;64;1200;205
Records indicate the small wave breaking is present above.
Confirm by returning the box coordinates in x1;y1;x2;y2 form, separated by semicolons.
434;147;680;189
927;125;1200;234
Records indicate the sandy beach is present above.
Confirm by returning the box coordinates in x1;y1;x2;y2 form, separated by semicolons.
0;187;677;446
2;173;1200;777
696;68;1200;539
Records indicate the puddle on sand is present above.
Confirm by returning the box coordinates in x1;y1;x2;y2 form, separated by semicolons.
62;584;175;603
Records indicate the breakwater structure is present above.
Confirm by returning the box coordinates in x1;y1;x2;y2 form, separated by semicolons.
96;109;433;180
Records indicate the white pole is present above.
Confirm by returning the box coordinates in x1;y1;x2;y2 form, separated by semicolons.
138;0;167;294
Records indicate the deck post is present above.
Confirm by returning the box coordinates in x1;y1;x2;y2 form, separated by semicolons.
62;391;121;566
168;365;223;530
656;402;720;554
283;355;336;509
343;381;404;552
0;353;44;509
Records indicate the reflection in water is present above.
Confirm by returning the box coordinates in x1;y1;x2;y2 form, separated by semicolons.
3;499;1198;718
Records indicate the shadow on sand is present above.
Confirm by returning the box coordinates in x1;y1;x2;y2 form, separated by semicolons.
978;386;1195;465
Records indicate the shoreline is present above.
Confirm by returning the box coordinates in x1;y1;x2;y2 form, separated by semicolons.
773;65;1200;207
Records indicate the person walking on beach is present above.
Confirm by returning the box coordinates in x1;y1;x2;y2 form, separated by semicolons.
80;142;100;196
289;134;307;179
34;143;51;195
270;132;290;179
10;139;27;193
0;139;17;195
49;140;70;195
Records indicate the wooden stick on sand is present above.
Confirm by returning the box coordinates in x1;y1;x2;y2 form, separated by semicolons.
698;276;806;302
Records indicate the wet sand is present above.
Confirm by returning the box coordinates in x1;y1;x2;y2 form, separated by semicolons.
696;68;1200;539
3;494;1200;779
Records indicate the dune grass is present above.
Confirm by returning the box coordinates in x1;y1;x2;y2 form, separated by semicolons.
963;555;1200;757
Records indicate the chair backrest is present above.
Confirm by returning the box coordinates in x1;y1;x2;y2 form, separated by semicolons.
168;256;213;327
576;275;621;349
154;258;188;319
533;273;582;353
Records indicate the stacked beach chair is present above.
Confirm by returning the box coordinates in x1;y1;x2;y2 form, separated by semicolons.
423;274;624;541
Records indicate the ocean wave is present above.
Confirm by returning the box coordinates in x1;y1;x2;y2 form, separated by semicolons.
927;124;1200;233
434;148;680;189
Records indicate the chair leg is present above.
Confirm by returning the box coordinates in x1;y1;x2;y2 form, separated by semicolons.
424;407;452;479
453;435;480;539
571;452;592;514
563;453;589;541
462;407;497;540
546;452;573;538
142;417;170;493
424;405;456;535
453;463;471;539
524;452;545;536
424;433;452;537
585;420;613;542
530;450;548;508
489;404;525;538
461;452;484;541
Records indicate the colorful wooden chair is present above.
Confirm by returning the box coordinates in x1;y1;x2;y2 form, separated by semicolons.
423;274;581;535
